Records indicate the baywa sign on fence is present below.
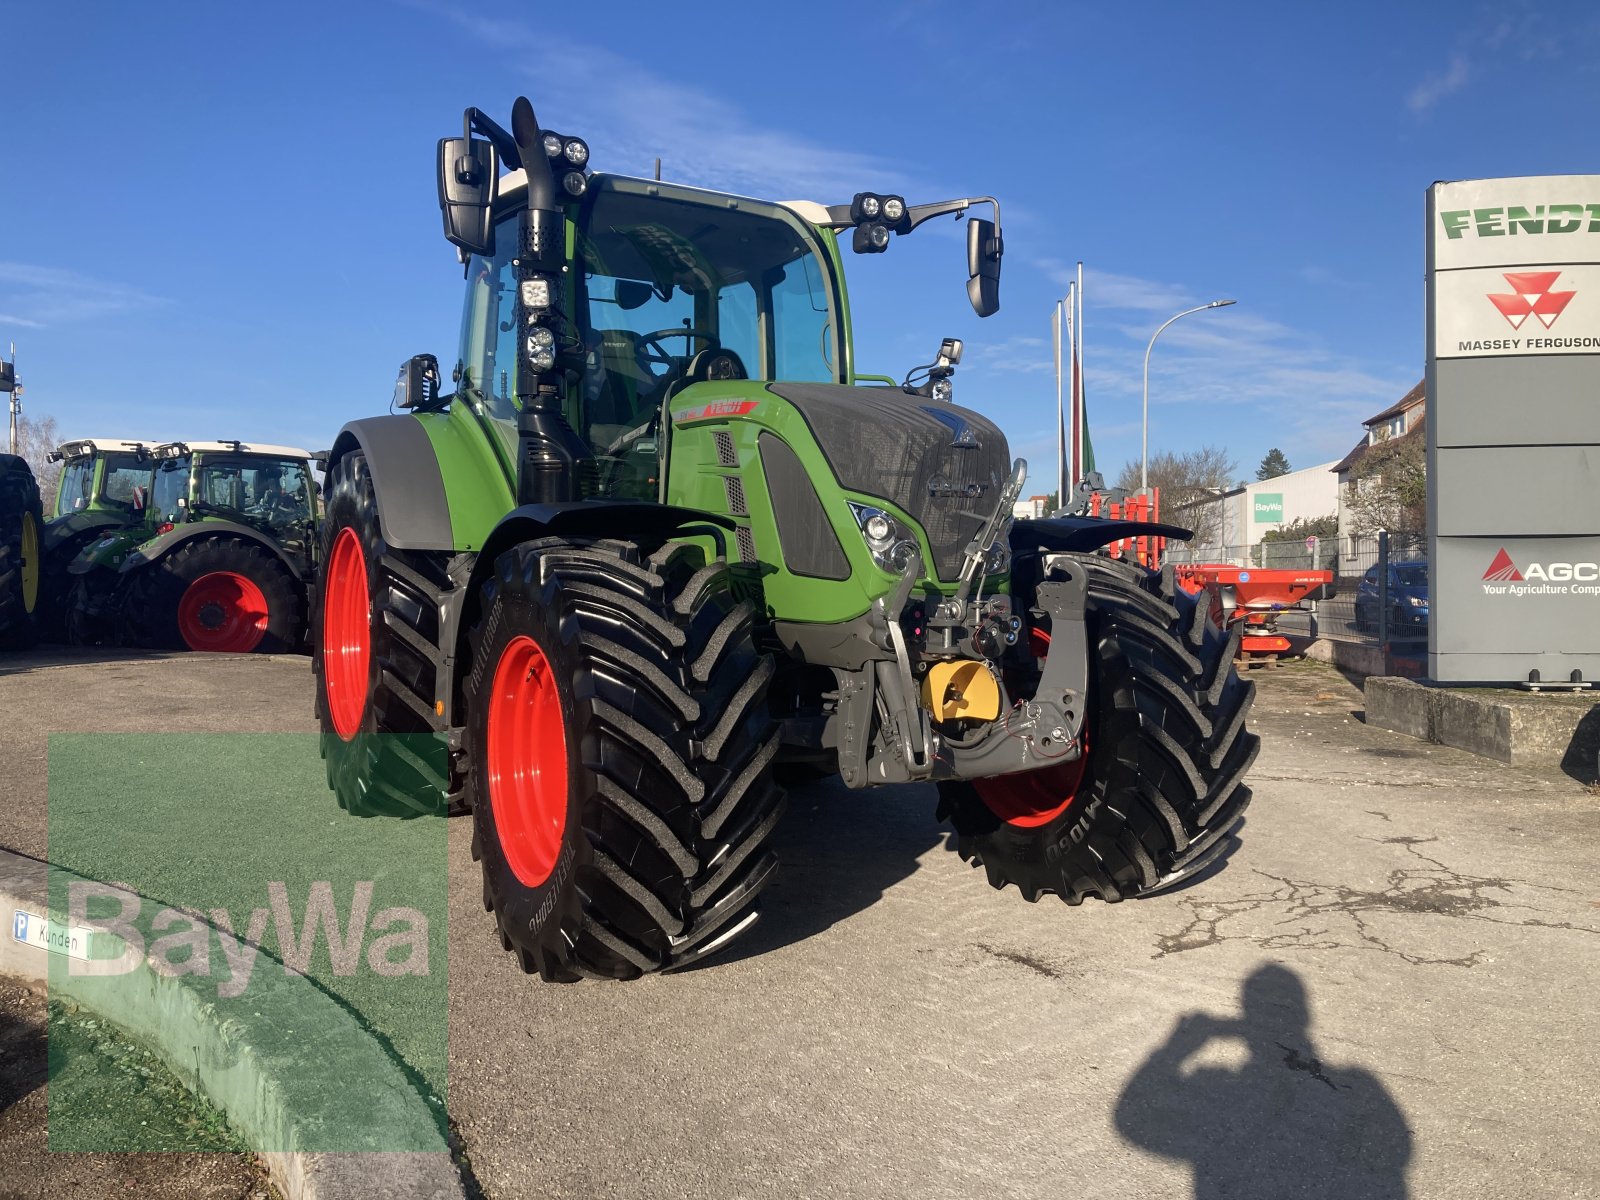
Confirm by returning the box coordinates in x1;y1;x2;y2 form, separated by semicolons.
1434;177;1600;359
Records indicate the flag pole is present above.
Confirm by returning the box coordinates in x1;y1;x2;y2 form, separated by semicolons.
1074;262;1084;490
1054;291;1066;510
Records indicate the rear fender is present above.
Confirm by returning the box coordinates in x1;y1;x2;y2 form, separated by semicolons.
120;521;308;581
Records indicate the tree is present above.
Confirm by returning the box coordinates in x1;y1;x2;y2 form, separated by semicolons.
1346;430;1425;548
1256;448;1291;480
1114;446;1237;545
1257;514;1339;567
11;410;60;505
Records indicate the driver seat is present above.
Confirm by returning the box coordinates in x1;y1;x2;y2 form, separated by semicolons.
587;329;658;451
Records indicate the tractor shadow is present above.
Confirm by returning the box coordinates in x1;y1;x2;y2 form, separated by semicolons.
686;773;944;969
0;644;183;677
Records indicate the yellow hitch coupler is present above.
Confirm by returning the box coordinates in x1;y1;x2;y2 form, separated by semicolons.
920;659;1001;722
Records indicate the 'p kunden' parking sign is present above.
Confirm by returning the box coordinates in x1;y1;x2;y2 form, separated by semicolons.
1426;176;1600;683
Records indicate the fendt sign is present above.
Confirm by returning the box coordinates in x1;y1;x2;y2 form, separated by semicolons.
1427;175;1600;683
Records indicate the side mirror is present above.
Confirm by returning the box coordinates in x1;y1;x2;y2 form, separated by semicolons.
393;354;441;410
966;217;1002;317
437;136;498;257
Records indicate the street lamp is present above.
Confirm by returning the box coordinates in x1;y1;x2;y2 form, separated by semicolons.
1141;299;1236;493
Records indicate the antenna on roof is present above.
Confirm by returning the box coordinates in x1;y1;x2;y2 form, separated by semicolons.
654;157;661;182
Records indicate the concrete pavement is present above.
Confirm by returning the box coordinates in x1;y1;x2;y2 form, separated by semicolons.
3;649;1597;1198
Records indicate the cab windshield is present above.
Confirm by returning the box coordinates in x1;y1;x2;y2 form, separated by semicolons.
456;178;840;491
98;452;156;514
193;456;313;531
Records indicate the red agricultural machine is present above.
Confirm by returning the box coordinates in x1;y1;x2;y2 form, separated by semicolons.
1174;564;1335;666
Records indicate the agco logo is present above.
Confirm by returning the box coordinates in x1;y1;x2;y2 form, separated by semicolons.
1486;272;1575;331
1482;547;1600;596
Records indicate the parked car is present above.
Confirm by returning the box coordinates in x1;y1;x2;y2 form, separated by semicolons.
1354;560;1429;635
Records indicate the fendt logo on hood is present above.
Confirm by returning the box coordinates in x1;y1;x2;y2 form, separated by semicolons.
1481;547;1600;597
1486;272;1576;331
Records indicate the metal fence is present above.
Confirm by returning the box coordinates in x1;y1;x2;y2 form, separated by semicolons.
1161;534;1428;657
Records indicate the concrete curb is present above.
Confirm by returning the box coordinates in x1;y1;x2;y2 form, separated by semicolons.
1365;675;1600;775
0;847;465;1200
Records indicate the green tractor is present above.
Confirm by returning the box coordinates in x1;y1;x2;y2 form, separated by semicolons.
69;440;322;653
311;96;1258;981
0;453;44;647
38;438;159;640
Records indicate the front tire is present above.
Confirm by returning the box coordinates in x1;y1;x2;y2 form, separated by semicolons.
465;538;784;980
939;556;1258;904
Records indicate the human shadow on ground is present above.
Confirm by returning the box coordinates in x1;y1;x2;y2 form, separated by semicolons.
1114;963;1413;1200
685;774;944;968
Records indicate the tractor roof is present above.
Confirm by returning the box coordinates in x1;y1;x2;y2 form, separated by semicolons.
53;438;155;459
152;440;313;460
495;169;826;226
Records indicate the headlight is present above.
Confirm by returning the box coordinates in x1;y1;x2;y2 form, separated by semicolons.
541;132;564;159
850;503;919;573
1408;595;1426;608
520;278;552;311
859;194;881;219
882;196;905;223
930;378;952;403
563;138;589;166
562;169;588;197
525;326;556;371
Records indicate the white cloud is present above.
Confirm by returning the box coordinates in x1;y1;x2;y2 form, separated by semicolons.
408;3;912;200
0;262;165;330
1407;53;1470;115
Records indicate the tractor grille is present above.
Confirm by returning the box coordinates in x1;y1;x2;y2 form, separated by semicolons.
713;431;738;467
723;475;748;516
766;383;1010;582
736;526;758;563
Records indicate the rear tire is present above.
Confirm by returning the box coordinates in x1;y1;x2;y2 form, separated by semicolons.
465;538;785;980
938;556;1258;904
0;456;42;648
119;537;304;653
312;450;458;818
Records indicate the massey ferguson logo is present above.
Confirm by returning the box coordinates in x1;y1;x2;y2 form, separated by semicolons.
1486;272;1575;331
1482;547;1600;597
1482;548;1523;582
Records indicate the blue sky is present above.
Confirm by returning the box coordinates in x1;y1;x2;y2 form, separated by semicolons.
2;2;1595;488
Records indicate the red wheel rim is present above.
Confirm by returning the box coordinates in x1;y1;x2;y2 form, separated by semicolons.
972;628;1091;828
177;572;269;654
323;527;370;740
486;635;569;887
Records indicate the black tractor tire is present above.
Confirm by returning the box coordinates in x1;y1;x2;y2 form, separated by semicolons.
465;538;785;980
312;450;460;819
938;555;1258;905
119;537;305;654
65;569;121;646
0;455;43;648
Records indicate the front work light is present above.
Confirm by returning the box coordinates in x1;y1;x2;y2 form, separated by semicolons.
562;138;589;166
854;223;891;253
520;278;553;311
525;326;556;371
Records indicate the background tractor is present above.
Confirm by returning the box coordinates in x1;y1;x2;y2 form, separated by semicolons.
37;438;158;640
69;440;322;653
0;454;43;647
311;96;1258;981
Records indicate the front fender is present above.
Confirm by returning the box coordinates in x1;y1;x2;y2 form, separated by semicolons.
1011;515;1193;555
121;521;309;581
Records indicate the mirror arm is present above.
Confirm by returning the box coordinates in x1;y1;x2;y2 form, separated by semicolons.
463;107;522;169
819;196;1001;239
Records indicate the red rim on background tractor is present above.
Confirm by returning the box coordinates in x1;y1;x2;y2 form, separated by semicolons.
486;635;570;888
323;527;371;740
177;571;269;654
971;628;1091;828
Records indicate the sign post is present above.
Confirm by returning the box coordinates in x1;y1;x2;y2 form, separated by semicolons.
1426;176;1600;683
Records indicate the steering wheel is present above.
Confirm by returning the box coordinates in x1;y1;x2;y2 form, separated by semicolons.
635;327;719;373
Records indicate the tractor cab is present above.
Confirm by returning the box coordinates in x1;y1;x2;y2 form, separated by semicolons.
48;438;156;520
